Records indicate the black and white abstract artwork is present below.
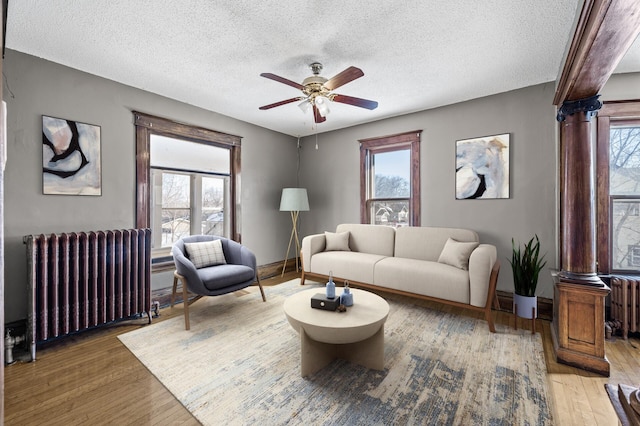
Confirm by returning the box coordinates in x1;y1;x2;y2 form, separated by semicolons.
456;133;509;199
42;115;101;195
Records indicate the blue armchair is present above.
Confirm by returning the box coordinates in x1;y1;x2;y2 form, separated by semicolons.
171;235;266;329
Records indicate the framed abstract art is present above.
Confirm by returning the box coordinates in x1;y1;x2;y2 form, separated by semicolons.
42;115;102;195
456;133;510;199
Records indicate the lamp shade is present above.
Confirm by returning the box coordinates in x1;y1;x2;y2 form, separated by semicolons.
280;188;309;212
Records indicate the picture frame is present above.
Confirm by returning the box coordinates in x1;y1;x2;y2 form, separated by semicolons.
42;115;102;195
456;133;510;199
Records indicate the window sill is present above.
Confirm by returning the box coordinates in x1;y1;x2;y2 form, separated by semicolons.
152;259;175;273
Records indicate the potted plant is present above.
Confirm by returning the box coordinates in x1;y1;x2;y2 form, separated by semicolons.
509;235;547;319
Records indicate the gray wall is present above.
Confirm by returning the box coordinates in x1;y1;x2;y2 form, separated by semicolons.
3;50;297;322
600;72;640;101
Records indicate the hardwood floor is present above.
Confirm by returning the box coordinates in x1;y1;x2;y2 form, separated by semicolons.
5;272;639;425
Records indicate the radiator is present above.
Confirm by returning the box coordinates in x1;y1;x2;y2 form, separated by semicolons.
610;275;640;339
25;228;152;360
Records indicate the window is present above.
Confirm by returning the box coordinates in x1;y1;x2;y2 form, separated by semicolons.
150;135;231;253
359;131;421;226
596;102;640;274
134;112;241;267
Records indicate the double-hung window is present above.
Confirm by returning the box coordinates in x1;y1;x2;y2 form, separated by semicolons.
596;102;640;274
134;112;241;267
359;131;421;226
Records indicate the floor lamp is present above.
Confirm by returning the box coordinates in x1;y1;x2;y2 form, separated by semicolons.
280;188;309;276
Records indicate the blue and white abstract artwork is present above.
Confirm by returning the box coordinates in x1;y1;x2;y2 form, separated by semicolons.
456;133;510;199
42;115;101;195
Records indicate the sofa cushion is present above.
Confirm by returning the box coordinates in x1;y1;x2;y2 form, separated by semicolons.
324;231;351;251
374;257;470;304
394;226;479;262
197;264;255;290
184;239;227;268
336;224;395;256
437;238;479;270
310;251;386;284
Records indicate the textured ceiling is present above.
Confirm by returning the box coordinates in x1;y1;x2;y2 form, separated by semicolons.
5;1;640;137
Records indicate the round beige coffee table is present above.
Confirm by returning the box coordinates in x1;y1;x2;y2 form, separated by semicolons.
283;287;389;377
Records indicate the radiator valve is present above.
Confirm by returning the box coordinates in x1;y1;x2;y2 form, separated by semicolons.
5;329;25;365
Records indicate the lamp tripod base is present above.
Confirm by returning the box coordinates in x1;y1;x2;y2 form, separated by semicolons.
282;210;301;276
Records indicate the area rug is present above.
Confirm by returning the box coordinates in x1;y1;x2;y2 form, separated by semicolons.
118;279;553;425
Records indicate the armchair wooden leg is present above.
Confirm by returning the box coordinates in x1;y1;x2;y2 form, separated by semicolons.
257;275;266;302
171;271;179;308
182;275;191;330
172;271;192;330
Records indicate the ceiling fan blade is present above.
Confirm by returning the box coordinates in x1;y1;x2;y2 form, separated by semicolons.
260;73;305;91
323;66;364;91
331;94;378;110
259;97;304;110
313;105;326;123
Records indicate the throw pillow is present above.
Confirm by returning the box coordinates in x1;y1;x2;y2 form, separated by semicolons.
437;237;479;270
324;231;351;251
184;239;227;269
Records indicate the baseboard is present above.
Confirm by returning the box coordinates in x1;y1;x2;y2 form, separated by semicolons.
495;290;553;321
257;257;299;280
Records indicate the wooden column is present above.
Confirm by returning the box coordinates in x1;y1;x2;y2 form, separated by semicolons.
551;0;640;377
552;96;610;376
557;96;603;284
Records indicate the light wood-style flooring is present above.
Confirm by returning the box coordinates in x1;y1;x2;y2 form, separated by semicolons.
5;272;639;425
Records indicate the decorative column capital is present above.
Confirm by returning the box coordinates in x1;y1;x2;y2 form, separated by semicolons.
556;94;602;122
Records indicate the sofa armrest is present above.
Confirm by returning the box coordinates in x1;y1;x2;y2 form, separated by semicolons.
468;244;498;308
301;233;326;272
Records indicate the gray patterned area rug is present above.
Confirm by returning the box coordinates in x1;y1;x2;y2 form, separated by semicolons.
118;279;553;425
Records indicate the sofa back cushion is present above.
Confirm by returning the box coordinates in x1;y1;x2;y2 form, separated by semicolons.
336;224;395;256
394;226;479;262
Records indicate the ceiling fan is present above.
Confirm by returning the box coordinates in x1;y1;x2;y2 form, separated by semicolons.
259;62;378;123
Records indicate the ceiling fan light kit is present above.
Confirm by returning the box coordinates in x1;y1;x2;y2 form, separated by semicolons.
259;62;378;123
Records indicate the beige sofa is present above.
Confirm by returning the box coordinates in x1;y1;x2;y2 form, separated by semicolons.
301;224;501;332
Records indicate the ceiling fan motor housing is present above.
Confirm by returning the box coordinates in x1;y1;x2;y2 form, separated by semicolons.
302;62;330;97
302;79;328;96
